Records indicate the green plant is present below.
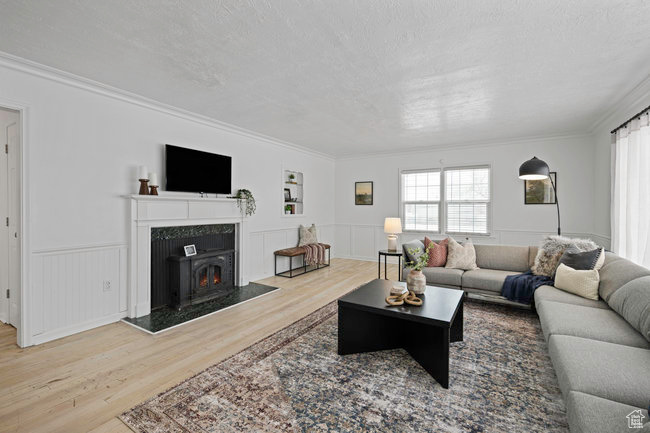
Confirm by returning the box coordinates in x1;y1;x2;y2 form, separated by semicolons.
405;244;432;272
285;204;292;212
234;189;256;216
289;174;295;181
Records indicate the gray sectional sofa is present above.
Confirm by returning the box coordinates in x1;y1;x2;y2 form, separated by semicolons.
402;241;650;432
535;251;650;433
401;242;539;306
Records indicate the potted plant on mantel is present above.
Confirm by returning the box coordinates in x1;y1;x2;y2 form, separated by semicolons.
232;189;256;217
405;244;432;295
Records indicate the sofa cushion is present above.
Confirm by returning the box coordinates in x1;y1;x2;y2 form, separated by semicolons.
557;247;605;273
421;267;464;287
402;239;425;264
532;235;598;277
566;391;650;433
536;301;649;348
599;252;650;302
424;236;448;267
474;244;530;272
554;263;600;300
608;276;650;342
445;238;478;270
461;269;520;293
528;246;538;269
534;285;609;309
548;335;650;408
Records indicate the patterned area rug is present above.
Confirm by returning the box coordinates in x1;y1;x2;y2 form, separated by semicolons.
120;300;568;432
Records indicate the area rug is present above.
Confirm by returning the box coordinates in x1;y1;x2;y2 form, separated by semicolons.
120;300;568;432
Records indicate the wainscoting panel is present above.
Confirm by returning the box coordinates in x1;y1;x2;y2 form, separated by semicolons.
31;244;127;343
334;224;611;262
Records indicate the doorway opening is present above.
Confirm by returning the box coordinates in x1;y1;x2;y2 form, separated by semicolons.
0;106;20;332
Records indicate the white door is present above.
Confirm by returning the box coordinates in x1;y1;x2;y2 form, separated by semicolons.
0;122;8;324
7;122;19;327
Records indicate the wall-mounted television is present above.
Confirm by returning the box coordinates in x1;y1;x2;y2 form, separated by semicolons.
165;144;232;194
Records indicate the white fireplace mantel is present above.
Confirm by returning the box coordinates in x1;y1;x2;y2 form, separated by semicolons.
127;194;248;318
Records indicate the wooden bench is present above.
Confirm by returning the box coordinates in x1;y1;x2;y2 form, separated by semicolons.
274;244;331;278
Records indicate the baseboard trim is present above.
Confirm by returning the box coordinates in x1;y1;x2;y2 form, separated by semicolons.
31;311;127;346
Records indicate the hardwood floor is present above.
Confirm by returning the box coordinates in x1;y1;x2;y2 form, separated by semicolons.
0;258;397;433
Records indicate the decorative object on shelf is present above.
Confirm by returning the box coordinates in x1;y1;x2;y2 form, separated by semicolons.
148;172;159;196
383;217;402;251
138;165;149;195
288;173;296;183
385;289;423;306
525;172;556;204
519;156;560;235
285;204;292;214
183;244;197;257
355;181;373;205
282;169;303;215
233;189;256;216
405;243;432;294
284;188;291;201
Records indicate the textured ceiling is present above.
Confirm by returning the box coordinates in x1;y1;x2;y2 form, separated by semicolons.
0;0;649;156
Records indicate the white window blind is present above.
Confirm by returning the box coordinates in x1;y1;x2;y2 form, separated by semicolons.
445;167;490;234
401;170;440;232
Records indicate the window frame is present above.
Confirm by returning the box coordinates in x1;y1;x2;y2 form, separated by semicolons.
399;164;492;236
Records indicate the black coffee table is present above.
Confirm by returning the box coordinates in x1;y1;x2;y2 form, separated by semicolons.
337;279;464;388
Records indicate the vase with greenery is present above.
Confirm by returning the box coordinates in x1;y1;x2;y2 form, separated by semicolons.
405;244;432;294
288;174;296;183
233;189;256;217
284;204;292;214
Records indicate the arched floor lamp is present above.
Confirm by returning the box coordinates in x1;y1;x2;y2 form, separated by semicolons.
519;156;561;236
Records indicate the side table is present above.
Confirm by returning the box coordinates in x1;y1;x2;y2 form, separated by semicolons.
378;250;403;281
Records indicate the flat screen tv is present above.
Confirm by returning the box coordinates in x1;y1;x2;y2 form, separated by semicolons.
165;144;232;194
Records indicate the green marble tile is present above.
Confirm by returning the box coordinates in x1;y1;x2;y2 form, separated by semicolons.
123;282;279;333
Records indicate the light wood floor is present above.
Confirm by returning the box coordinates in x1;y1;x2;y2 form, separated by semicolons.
0;258;397;433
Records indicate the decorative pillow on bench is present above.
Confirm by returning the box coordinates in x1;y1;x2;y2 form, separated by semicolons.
554;263;600;300
298;224;318;246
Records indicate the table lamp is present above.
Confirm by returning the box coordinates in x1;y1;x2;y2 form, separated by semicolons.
384;217;402;251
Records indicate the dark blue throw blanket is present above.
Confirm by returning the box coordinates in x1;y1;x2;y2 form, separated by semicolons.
501;271;554;304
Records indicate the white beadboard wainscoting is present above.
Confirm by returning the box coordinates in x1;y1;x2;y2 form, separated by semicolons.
30;244;128;345
333;224;611;263
248;224;335;281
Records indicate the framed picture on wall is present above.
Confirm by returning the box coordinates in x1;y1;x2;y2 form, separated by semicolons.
355;181;373;205
184;244;197;256
284;188;291;201
524;172;557;204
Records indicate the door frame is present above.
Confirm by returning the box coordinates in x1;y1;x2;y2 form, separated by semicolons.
0;99;30;347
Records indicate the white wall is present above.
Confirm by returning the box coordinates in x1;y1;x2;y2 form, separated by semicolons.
0;60;335;346
334;135;607;260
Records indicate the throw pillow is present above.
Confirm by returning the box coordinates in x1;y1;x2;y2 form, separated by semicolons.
532;235;599;277
298;224;318;246
608;276;650;342
554;263;600;300
555;247;604;277
424;237;448;267
445;238;478;271
402;240;425;264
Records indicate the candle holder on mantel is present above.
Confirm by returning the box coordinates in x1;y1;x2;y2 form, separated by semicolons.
138;179;149;195
149;184;159;195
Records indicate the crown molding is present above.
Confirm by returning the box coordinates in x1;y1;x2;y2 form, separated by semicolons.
588;74;650;133
335;132;591;161
0;51;335;161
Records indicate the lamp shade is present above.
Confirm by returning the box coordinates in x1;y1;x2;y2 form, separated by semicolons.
518;156;550;180
384;217;402;234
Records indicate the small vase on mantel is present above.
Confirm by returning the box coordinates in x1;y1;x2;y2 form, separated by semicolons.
406;269;427;295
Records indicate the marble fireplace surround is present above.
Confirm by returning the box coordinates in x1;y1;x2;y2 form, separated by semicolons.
128;195;248;318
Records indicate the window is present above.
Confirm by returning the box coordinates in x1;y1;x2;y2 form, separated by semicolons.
445;167;490;234
400;166;490;235
401;170;440;232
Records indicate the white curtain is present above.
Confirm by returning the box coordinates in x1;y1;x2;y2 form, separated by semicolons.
612;111;650;267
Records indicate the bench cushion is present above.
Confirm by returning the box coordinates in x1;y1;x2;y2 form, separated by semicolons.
537;301;649;348
461;268;520;293
548;335;650;408
274;244;330;256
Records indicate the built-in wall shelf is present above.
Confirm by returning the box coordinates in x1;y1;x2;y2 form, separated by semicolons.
282;169;303;216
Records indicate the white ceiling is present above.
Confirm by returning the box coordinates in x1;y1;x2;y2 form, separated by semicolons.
0;0;648;157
